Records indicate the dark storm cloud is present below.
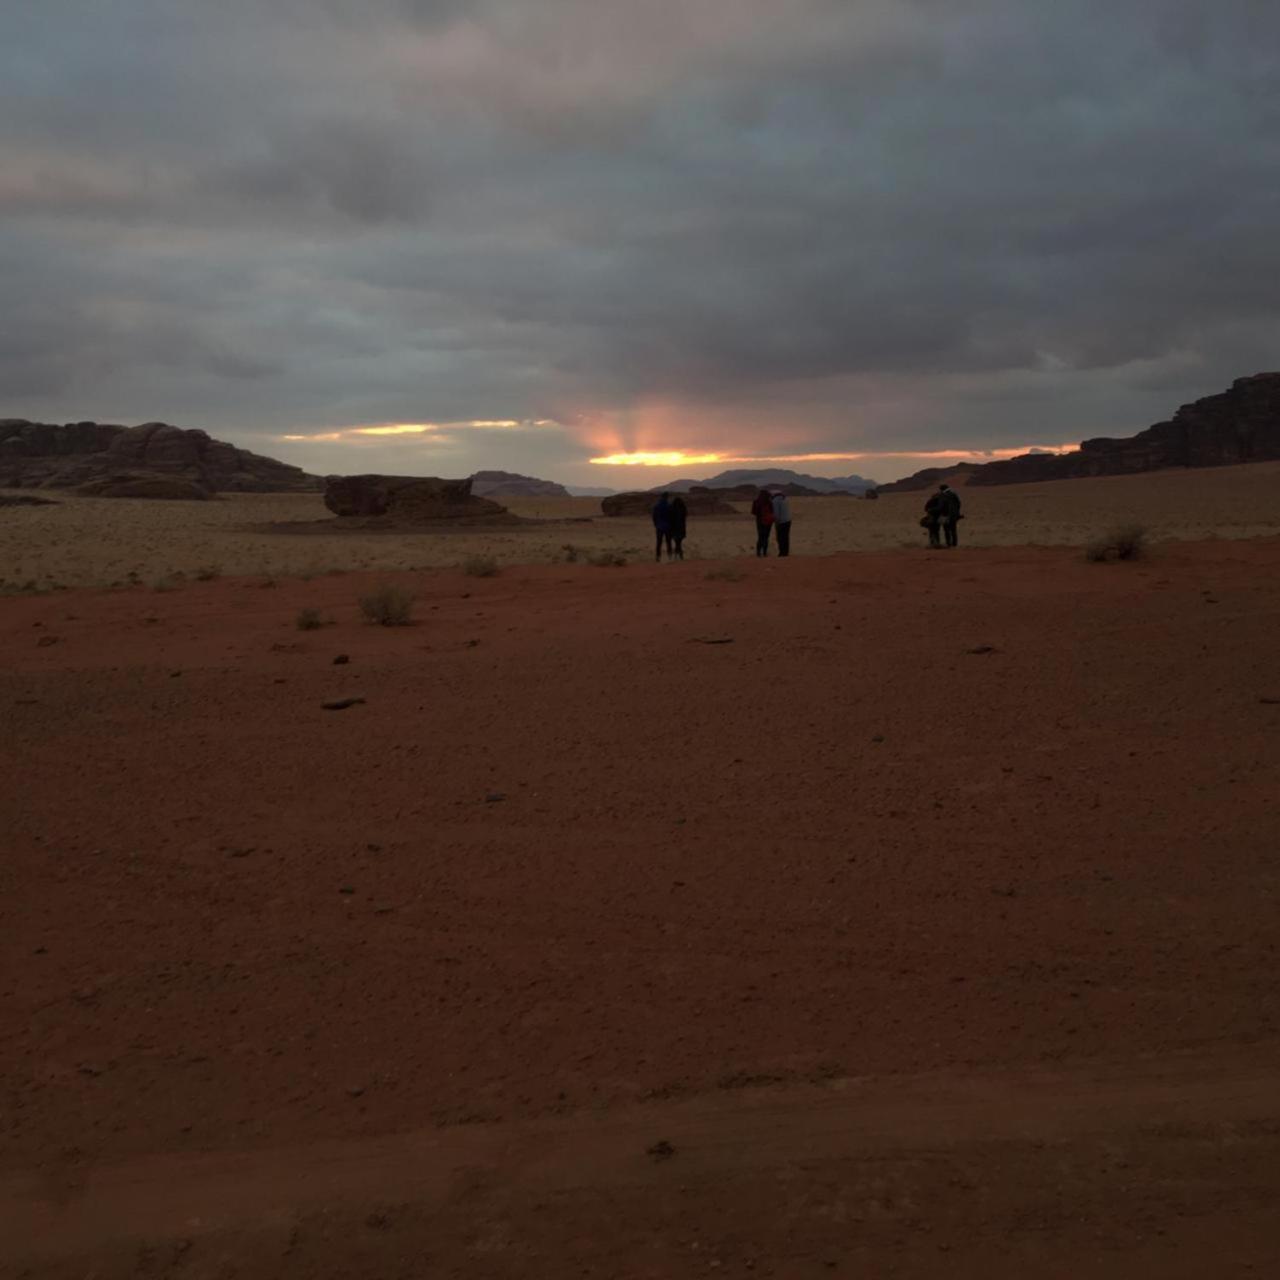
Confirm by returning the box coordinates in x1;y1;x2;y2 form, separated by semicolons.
2;1;1278;479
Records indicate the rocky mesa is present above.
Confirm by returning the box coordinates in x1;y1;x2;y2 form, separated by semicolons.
0;420;320;494
324;474;513;523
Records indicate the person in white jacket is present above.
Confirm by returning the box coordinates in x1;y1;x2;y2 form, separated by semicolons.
771;491;793;557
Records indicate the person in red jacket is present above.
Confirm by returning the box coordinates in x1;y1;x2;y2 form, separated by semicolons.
750;488;775;556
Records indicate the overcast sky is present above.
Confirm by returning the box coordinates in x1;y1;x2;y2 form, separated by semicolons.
3;1;1278;485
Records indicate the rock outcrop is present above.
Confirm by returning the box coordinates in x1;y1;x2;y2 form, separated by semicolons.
469;470;569;498
324;474;510;522
76;473;212;500
0;494;59;508
881;374;1280;491
602;490;739;517
876;463;976;494
0;420;320;492
967;373;1280;486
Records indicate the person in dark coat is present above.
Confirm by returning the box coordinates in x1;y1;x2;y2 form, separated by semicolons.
938;483;962;547
668;495;688;560
652;493;673;561
750;488;775;556
922;492;942;548
771;490;793;556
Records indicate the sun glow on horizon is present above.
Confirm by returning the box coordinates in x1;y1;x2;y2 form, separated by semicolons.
589;443;1079;467
588;450;727;467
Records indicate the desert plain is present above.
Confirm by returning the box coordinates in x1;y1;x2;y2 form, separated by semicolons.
3;463;1280;1277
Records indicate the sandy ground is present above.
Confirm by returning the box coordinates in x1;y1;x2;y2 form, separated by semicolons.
2;533;1279;1276
5;459;1280;589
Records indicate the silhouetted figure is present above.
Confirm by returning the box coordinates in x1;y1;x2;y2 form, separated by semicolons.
922;492;942;548
939;483;962;547
652;492;674;561
772;491;793;556
751;488;775;556
669;495;688;560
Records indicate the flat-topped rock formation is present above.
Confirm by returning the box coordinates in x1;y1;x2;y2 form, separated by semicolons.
0;420;320;493
324;474;512;522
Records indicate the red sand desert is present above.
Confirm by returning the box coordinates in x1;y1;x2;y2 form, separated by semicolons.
3;537;1279;1276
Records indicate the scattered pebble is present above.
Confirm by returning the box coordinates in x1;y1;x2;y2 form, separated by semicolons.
646;1139;676;1160
333;654;350;665
322;697;365;710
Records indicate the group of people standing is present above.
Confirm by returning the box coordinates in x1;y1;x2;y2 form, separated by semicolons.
922;483;963;548
650;481;966;561
650;492;689;561
651;487;795;560
749;488;793;557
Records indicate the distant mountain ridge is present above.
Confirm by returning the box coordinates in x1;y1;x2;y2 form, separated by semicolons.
468;469;569;498
653;468;877;494
881;373;1280;491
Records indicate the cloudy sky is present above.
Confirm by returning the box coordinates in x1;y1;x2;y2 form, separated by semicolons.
3;1;1278;486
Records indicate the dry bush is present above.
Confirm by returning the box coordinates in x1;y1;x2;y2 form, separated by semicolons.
560;543;580;563
359;584;414;626
587;549;627;567
1113;523;1148;560
194;565;221;581
462;554;500;578
296;607;323;631
1085;523;1148;563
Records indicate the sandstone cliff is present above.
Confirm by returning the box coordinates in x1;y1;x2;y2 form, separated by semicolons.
0;420;320;493
880;374;1280;492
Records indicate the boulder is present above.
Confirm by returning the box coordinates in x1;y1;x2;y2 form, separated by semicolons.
76;473;212;500
0;420;320;492
324;474;509;521
602;491;738;517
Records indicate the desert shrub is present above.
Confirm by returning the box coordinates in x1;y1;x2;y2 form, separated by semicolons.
359;584;414;626
194;565;221;581
560;543;580;563
1085;523;1148;563
152;577;179;592
587;549;627;567
296;607;323;630
705;566;744;582
462;554;500;578
1112;523;1147;560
